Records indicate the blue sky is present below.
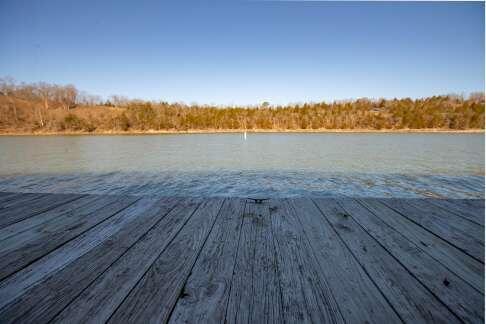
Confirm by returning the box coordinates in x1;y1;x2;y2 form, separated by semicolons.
0;1;484;105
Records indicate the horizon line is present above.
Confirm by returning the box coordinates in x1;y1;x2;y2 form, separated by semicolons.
2;76;484;107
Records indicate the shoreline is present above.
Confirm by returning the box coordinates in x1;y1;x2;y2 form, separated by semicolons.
0;128;484;136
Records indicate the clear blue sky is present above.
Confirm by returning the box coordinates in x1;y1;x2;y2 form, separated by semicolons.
0;1;484;105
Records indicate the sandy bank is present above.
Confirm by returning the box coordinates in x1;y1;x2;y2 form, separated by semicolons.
0;128;484;136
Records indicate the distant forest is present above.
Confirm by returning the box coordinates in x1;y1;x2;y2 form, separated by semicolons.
0;78;484;133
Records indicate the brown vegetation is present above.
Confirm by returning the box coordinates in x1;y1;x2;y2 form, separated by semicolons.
0;78;484;133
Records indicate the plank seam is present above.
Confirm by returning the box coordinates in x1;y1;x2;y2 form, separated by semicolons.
268;200;287;324
0;195;133;283
0;194;116;243
0;195;146;315
379;199;484;265
223;199;247;324
0;193;47;210
286;199;347;322
0;195;86;230
336;199;464;323
249;202;257;322
311;198;406;324
355;198;484;295
425;200;483;227
104;199;205;323
42;197;178;322
0;196;146;285
165;198;227;322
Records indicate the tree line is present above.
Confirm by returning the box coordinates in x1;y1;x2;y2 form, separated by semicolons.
0;77;484;132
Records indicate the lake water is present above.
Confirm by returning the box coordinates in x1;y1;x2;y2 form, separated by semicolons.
0;133;483;198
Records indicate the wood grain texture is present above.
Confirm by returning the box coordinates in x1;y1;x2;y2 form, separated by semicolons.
225;200;284;324
223;201;257;324
246;200;283;323
0;192;16;204
106;198;224;324
319;198;480;323
0;192;45;209
0;196;173;323
0;193;83;229
358;198;484;294
288;198;401;323
426;199;484;226
168;198;246;323
51;198;203;324
0;194;140;280
269;199;344;323
0;194;483;323
380;198;484;263
0;194;105;241
408;198;484;229
459;198;485;209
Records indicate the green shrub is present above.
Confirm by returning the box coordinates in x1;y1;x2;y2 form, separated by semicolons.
63;114;94;131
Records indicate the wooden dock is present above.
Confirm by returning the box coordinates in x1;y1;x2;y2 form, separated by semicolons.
0;191;483;323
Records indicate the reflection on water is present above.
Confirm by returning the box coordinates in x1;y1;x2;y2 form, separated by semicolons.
0;133;483;198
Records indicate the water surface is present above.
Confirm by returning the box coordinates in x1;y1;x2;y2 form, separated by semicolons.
0;133;483;198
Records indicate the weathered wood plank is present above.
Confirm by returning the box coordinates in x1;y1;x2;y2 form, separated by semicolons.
319;198;478;323
358;198;484;293
0;194;106;241
49;199;205;323
50;198;204;324
426;199;484;226
168;198;246;323
448;198;485;212
225;201;284;324
224;201;256;324
0;192;47;209
268;199;344;323
0;195;483;323
409;198;484;228
0;193;84;229
0;191;13;198
0;192;23;205
0;194;140;280
288;198;401;323
459;198;485;209
247;200;283;323
0;192;27;201
0;196;177;323
380;198;484;263
106;198;224;323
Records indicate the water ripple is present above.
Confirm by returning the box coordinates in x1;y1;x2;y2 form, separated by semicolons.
0;171;483;198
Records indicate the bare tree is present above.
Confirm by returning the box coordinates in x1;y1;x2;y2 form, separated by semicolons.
31;82;56;127
0;77;18;123
60;85;78;110
0;76;16;96
110;95;129;108
469;92;485;103
78;91;102;106
34;82;53;110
